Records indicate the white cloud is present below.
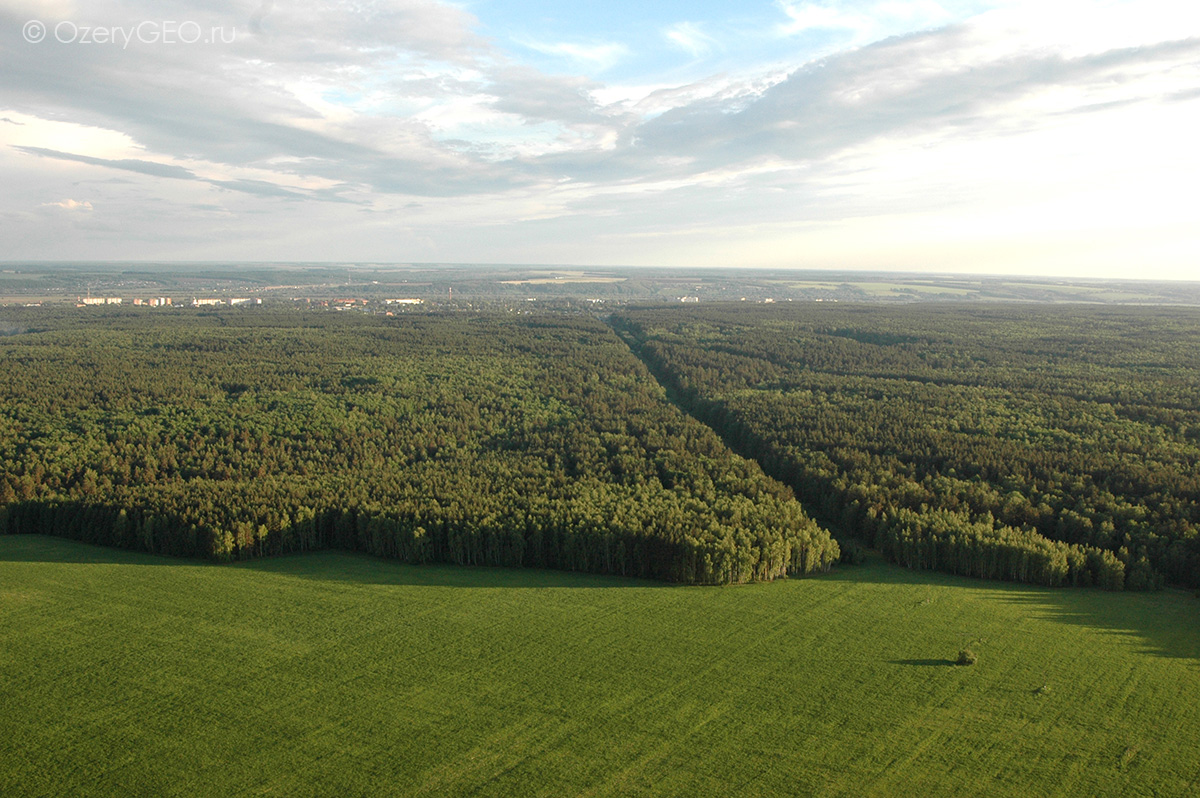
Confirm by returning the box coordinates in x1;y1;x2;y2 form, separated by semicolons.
774;0;953;47
518;38;629;73
776;2;866;35
0;110;141;160
664;22;718;58
0;0;76;18
977;0;1200;58
42;198;93;210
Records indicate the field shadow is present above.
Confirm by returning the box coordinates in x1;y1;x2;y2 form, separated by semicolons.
889;658;956;667
0;535;665;590
820;559;1200;665
233;550;667;590
0;535;185;566
989;588;1200;665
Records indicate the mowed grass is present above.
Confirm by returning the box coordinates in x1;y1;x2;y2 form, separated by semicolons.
3;536;1200;797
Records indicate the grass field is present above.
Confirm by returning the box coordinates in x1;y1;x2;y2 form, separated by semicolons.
3;535;1200;797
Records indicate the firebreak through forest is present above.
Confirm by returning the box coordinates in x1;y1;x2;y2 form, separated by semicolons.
613;303;1200;590
0;310;837;584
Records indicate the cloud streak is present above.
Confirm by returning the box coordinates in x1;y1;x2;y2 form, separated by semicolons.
518;38;630;72
13;145;361;202
664;22;718;58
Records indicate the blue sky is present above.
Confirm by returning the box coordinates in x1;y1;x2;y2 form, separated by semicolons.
1;0;1198;277
474;0;979;81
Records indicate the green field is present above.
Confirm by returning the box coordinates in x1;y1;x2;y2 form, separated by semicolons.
3;535;1199;796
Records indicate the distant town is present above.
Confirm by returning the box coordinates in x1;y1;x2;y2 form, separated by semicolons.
72;296;424;310
77;296;264;307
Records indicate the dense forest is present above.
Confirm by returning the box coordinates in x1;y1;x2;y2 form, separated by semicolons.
613;304;1200;590
0;309;838;584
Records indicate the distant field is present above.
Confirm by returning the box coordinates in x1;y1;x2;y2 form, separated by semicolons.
3;535;1199;797
498;277;627;284
765;280;975;295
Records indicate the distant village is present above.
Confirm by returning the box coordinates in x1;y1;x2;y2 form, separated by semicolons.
72;297;426;310
76;296;263;307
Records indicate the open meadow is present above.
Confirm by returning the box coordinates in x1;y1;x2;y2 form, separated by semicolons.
3;534;1199;797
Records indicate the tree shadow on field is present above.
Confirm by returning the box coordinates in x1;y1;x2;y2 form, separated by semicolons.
988;587;1200;665
822;557;1200;665
233;549;668;590
0;534;183;566
889;659;956;667
0;534;665;590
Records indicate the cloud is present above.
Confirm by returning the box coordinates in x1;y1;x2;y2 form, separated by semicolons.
774;0;954;48
41;198;93;210
626;29;1200;174
0;0;547;199
0;0;76;18
248;0;273;36
664;22;718;58
15;145;198;179
2;0;1199;276
776;2;866;35
209;178;311;200
518;38;630;73
12;144;367;202
486;66;622;131
236;0;489;66
6;3;1196;205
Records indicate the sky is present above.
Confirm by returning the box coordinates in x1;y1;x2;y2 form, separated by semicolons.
1;0;1198;278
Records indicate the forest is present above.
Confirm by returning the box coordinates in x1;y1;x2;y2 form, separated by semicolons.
613;304;1200;590
0;309;837;584
6;302;1199;591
